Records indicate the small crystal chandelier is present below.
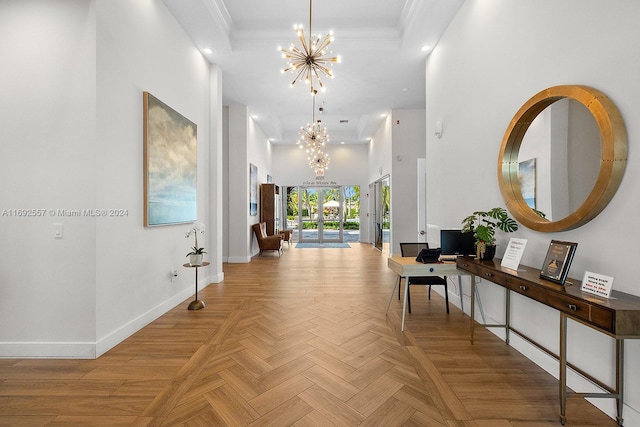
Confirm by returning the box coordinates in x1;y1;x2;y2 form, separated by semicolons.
279;0;341;95
298;92;330;174
309;150;330;177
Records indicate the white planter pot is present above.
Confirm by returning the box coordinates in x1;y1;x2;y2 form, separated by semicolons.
189;254;203;266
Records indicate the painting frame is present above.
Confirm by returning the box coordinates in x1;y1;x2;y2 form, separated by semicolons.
518;158;536;209
143;92;197;227
249;163;258;216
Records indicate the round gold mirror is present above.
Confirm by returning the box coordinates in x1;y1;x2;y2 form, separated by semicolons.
498;85;627;232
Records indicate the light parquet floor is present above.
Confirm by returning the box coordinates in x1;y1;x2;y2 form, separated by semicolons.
0;243;617;426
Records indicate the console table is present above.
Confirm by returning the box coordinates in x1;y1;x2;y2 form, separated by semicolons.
456;257;640;426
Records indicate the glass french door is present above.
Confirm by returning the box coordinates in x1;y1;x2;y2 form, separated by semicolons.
370;176;390;252
298;186;344;243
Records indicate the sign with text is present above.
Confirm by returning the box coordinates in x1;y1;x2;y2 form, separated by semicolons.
501;238;528;271
581;271;614;298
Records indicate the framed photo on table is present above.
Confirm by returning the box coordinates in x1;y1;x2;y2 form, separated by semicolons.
540;240;578;285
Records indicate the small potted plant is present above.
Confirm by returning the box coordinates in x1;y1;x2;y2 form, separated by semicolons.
461;207;518;260
185;222;206;266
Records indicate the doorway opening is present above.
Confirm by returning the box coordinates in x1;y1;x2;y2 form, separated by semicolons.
284;185;360;243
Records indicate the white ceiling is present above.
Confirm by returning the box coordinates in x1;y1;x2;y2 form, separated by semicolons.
162;0;464;145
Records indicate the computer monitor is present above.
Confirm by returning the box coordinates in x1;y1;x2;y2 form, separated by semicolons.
440;229;475;256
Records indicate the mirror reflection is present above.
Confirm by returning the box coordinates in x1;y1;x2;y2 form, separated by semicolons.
518;99;601;221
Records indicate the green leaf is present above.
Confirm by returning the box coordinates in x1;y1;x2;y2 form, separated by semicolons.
461;206;517;244
498;217;518;233
474;225;494;243
533;209;546;218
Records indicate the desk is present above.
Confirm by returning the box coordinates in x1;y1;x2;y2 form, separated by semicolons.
457;256;640;426
387;255;470;331
183;261;209;310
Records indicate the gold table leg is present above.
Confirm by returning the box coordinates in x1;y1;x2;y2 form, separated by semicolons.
188;265;205;310
560;314;567;425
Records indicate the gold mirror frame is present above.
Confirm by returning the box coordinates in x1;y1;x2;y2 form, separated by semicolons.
498;85;627;232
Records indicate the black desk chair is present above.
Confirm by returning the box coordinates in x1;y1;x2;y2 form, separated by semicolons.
399;243;449;314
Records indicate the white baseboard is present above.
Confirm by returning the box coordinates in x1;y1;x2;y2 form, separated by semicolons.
0;282;206;359
97;273;224;357
0;341;96;359
96;281;208;357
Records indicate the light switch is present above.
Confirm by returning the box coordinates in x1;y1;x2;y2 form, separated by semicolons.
434;120;443;139
54;223;63;239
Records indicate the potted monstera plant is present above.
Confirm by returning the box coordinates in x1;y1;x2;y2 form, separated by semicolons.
461;207;518;260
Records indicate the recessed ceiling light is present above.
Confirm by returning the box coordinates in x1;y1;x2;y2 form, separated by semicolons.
340;141;345;144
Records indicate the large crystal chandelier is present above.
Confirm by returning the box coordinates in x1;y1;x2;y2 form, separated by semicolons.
279;0;341;95
299;121;328;153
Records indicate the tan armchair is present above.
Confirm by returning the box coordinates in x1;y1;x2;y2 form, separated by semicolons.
279;229;293;246
252;222;283;256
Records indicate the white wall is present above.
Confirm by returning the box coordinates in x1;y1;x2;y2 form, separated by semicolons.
209;65;224;285
96;0;221;356
273;144;368;188
248;117;273;189
226;108;273;262
368;115;393;184
0;0;97;357
0;0;222;358
227;106;250;263
391;110;426;254
222;106;230;262
426;0;640;423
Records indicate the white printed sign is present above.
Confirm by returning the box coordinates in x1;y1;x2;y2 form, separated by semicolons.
501;238;528;271
581;271;614;298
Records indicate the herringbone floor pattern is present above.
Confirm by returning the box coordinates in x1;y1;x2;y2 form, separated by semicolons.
0;243;616;426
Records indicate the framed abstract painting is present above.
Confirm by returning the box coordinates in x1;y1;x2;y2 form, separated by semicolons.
143;92;197;226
